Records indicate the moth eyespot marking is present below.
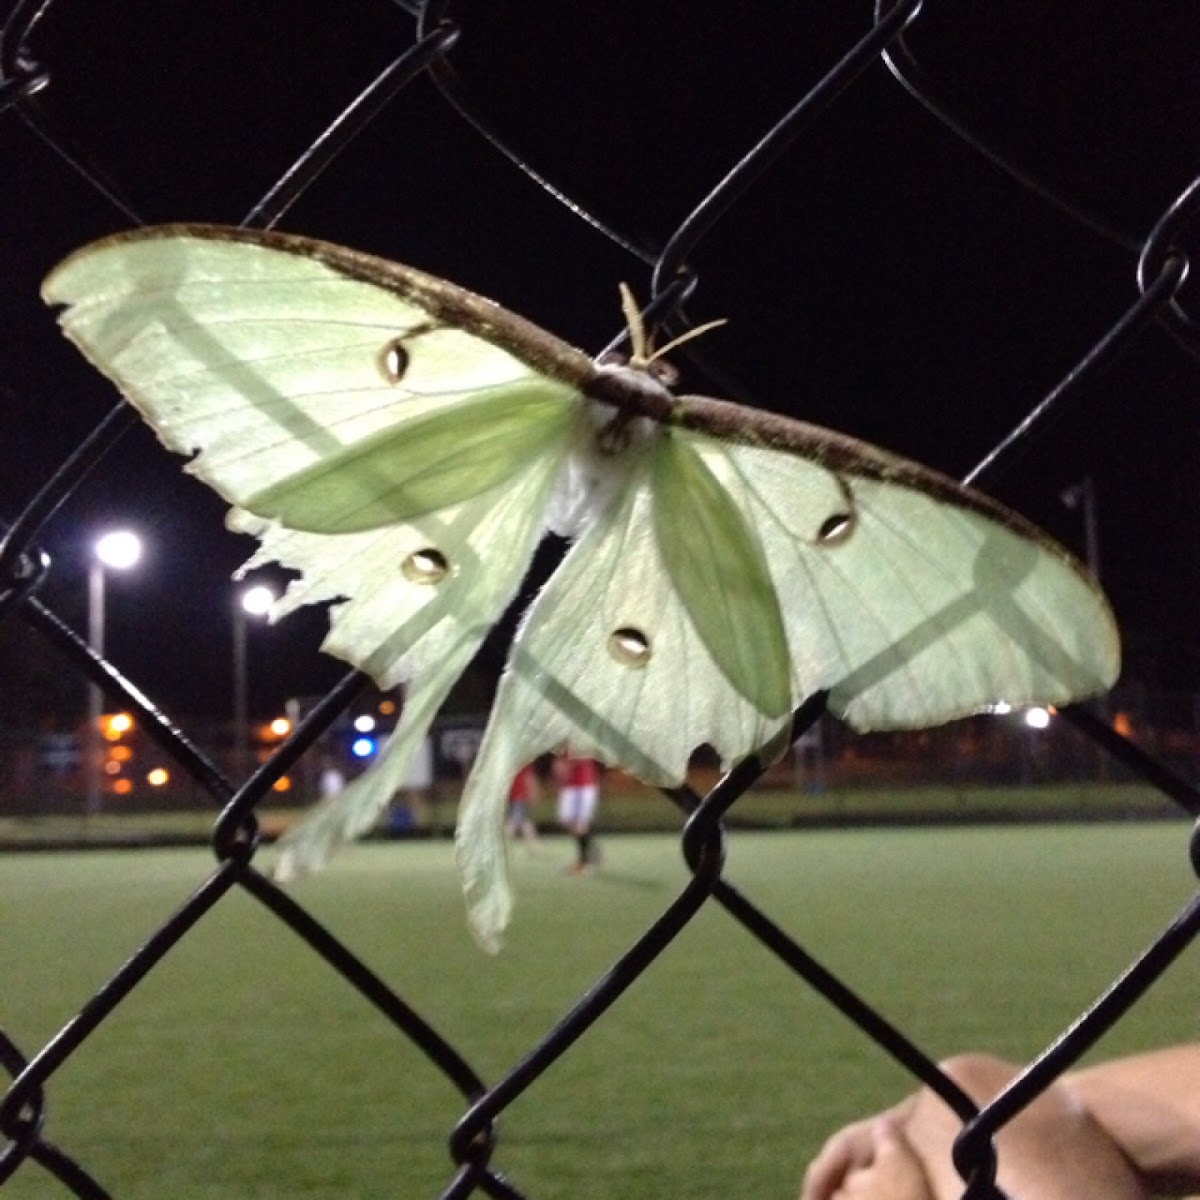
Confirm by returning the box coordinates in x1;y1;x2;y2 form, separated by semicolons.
608;627;651;667
378;338;410;384
814;475;857;545
816;511;856;545
379;321;440;384
402;548;449;584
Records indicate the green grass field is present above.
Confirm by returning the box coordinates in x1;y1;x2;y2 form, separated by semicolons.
0;780;1180;848
1;823;1197;1198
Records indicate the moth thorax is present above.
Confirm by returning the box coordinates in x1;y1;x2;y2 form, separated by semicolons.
596;410;639;456
547;405;656;539
585;361;676;423
585;399;658;458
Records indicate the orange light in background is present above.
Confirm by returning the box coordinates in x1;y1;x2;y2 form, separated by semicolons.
378;699;396;716
103;760;122;776
110;745;133;763
113;779;133;795
1113;711;1132;737
101;712;135;740
272;776;292;792
147;767;169;787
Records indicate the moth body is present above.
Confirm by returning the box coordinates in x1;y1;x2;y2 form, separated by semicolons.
547;366;666;539
585;357;677;422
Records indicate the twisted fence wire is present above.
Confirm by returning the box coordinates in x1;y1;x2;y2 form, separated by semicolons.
1;3;1198;1197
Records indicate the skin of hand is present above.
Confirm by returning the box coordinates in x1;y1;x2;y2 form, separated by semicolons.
1066;1047;1200;1195
819;1117;936;1200
800;1055;1165;1200
801;1102;919;1200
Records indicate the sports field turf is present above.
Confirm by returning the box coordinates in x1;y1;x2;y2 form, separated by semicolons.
1;822;1196;1198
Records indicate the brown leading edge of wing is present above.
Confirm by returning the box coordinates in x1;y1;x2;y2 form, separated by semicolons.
49;223;602;389
668;392;1105;588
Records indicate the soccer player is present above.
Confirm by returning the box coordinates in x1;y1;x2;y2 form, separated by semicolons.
555;753;601;874
506;763;541;846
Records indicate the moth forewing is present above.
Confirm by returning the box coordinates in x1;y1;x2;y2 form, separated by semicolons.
669;400;1119;728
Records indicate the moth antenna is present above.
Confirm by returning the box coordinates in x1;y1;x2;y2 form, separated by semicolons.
646;317;729;364
617;282;727;367
618;282;651;365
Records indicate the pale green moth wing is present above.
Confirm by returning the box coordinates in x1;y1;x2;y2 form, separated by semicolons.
649;432;792;718
42;225;592;873
456;444;796;949
232;460;566;878
244;383;576;532
458;414;1118;948
41;225;591;526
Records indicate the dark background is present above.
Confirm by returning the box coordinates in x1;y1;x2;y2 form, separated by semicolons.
2;0;1198;724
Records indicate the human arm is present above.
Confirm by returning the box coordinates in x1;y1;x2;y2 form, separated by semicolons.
1064;1045;1200;1195
800;1049;1200;1200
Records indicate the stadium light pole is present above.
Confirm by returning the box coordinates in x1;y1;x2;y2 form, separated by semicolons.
86;529;143;814
1061;475;1100;582
1061;474;1109;747
233;584;276;779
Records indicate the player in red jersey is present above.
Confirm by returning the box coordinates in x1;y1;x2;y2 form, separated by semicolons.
554;754;600;873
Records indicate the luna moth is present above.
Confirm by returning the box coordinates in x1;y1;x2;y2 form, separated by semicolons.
42;225;1119;949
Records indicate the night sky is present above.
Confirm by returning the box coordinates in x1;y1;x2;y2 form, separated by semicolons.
2;0;1198;723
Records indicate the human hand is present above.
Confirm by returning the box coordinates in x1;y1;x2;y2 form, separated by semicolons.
802;1114;935;1200
801;1115;879;1200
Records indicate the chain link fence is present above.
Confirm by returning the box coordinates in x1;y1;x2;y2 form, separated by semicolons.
2;2;1199;1196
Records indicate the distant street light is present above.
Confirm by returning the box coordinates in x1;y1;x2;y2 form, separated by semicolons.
233;583;276;778
86;529;143;814
1024;706;1052;730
